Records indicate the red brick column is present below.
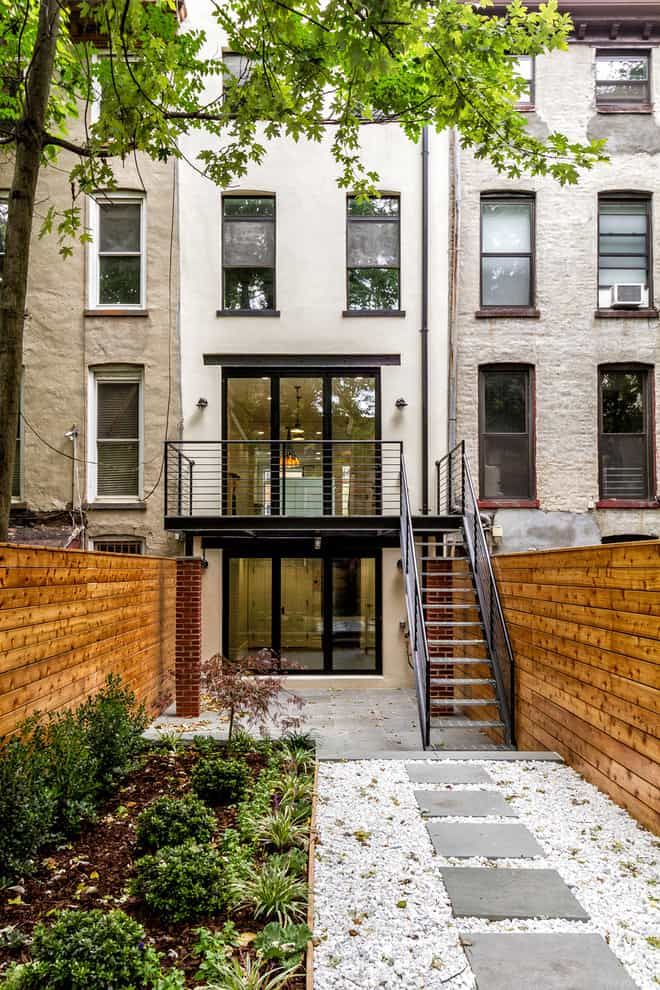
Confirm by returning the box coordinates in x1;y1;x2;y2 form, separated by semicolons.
175;557;202;717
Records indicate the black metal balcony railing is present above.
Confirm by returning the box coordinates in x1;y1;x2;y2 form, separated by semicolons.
164;440;403;520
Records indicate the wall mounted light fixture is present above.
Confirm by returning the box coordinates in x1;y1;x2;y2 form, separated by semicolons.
196;397;209;410
395;397;408;409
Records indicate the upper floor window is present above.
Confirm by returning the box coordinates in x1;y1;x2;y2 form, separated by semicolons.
89;368;143;501
222;196;276;312
598;197;651;310
599;366;654;502
479;365;535;503
222;51;251;85
0;195;7;280
89;195;145;309
480;195;534;309
514;56;535;108
596;51;651;109
346;196;400;311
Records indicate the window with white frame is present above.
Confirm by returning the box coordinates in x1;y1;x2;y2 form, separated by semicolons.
90;369;143;501
513;56;535;107
89;194;145;308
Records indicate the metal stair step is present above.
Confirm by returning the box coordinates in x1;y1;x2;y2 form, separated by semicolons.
425;620;482;627
446;698;499;707
430;717;505;729
423;603;477;609
430;677;496;687
429;657;492;665
420;586;474;594
427;638;487;646
420;555;468;561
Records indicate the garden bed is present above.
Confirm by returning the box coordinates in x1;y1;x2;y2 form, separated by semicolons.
0;694;316;989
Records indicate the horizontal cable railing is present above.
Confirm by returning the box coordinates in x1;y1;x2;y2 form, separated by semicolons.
165;440;403;519
400;453;430;748
436;441;515;746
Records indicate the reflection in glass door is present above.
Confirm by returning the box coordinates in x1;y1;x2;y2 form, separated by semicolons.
225;552;379;673
225;377;272;515
279;378;324;516
281;558;323;671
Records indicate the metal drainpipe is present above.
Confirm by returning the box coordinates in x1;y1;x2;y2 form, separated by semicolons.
421;126;430;514
447;128;461;451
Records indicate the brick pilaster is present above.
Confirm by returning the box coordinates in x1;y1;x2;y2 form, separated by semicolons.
175;557;202;717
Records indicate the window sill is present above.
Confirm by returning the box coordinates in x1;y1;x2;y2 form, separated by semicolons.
595;308;658;319
84;309;149;318
216;309;281;318
342;309;406;318
478;499;540;510
595;500;659;510
475;308;540;320
88;501;147;511
596;104;654;114
516;104;536;113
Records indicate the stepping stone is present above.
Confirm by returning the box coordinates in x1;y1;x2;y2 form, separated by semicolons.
427;822;544;859
406;763;493;785
415;790;517;818
440;867;589;921
460;933;636;989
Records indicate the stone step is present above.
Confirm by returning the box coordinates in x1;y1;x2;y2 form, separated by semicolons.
405;764;493;785
416;789;517;819
441;867;589;921
428;822;545;859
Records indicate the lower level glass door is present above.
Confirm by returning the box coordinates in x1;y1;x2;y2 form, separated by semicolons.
280;558;324;671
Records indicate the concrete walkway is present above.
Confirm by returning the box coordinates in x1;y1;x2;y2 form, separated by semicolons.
148;687;508;758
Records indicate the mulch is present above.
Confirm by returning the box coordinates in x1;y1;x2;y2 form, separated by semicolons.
0;747;306;986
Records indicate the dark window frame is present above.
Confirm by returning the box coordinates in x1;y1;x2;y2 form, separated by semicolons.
222;543;383;676
597;363;656;503
346;194;401;313
222;194;277;314
595;49;652;110
479;193;536;311
93;538;144;554
478;364;536;504
597;193;653;310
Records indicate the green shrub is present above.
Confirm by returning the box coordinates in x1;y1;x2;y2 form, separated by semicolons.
254;807;308;851
231;858;307;926
192;735;220;755
269;848;308;878
253;921;311;969
78;675;148;791
191;756;249;805
132;841;226;922
16;909;162;989
0;725;55;884
135;794;216;852
36;712;99;836
226;729;272;757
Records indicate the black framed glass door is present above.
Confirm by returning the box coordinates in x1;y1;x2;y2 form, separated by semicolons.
223;371;379;516
224;549;381;674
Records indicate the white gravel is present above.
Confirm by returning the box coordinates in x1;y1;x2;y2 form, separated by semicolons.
313;759;660;990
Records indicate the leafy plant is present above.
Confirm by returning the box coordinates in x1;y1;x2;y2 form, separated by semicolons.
226;729;271;757
13;909;162;990
191;756;249;805
132;841;226;923
218;828;255;885
193;924;240;982
279;732;315;753
35;711;99;836
0;723;55;884
254;807;308;851
192;735;220;755
253;922;311;969
135;794;216;852
77;675;148;791
196;955;291;990
231;858;307;926
268;849;308;879
154;971;187;990
201;652;304;740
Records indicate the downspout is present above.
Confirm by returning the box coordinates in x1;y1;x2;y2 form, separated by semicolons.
447;129;461;451
421;127;430;514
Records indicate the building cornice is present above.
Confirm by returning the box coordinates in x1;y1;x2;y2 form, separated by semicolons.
487;2;660;44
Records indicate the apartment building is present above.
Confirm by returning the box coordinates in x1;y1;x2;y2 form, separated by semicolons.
2;117;180;555
171;4;451;689
451;0;660;553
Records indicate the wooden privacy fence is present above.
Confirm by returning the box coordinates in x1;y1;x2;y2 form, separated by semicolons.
494;540;660;834
0;544;177;736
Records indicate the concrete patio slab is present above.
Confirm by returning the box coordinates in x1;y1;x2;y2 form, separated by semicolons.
460;933;636;989
427;822;545;858
406;763;493;784
441;868;590;921
415;789;517;818
320;750;563;761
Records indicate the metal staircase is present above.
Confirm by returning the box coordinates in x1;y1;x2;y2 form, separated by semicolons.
400;444;515;750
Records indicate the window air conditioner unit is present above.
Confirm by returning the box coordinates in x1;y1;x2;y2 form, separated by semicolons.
610;284;646;308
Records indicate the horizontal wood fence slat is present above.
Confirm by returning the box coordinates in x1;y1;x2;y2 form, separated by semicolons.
0;544;176;736
494;540;660;835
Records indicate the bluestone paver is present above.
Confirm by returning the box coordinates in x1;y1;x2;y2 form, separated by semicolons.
460;933;636;989
427;822;545;859
406;763;493;785
440;867;590;920
415;789;517;818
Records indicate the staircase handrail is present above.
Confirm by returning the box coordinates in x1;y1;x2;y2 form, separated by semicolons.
400;453;431;748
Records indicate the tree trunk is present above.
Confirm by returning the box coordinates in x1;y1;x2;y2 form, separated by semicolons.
0;0;61;540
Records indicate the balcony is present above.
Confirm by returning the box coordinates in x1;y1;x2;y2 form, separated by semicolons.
164;440;403;533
